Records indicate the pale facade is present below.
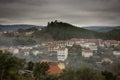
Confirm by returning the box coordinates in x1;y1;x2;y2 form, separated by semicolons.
113;51;120;56
82;49;93;58
57;47;68;61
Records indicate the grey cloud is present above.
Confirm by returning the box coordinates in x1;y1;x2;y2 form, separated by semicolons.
0;0;120;26
0;0;48;5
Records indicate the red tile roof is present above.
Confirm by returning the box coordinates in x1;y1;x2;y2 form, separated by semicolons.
48;62;62;74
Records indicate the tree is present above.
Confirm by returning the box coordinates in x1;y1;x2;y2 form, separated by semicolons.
109;61;120;75
27;61;34;71
102;70;115;80
33;62;49;80
0;50;25;80
60;68;105;80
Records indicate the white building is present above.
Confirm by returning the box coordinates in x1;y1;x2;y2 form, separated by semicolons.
82;49;93;58
18;46;33;50
24;51;30;56
57;47;68;61
101;58;113;64
80;42;96;48
8;47;19;54
13;48;19;54
32;50;39;56
113;51;120;56
89;45;98;51
66;40;75;47
48;45;60;52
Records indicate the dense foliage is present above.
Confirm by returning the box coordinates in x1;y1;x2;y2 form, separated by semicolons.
0;51;119;80
0;51;25;80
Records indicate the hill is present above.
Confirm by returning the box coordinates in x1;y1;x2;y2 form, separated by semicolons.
37;20;120;40
105;29;120;40
39;20;99;40
83;26;120;32
0;24;44;31
1;21;120;40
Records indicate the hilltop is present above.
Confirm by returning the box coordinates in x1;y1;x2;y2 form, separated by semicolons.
37;20;120;40
41;20;98;40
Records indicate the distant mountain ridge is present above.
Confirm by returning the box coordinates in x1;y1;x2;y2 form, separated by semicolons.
83;26;120;32
0;24;44;31
0;21;120;40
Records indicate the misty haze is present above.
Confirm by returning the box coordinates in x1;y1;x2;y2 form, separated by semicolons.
0;0;120;80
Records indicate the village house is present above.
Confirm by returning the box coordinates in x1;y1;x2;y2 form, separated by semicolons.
24;51;30;56
8;47;19;54
18;46;33;50
113;51;120;56
105;40;119;47
0;46;9;52
25;31;34;35
101;58;113;64
40;60;62;74
55;40;67;47
48;62;62;74
66;40;75;47
57;47;68;61
82;49;93;58
32;50;40;56
48;45;60;53
89;45;98;51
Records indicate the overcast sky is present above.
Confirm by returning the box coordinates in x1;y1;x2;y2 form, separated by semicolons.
0;0;120;27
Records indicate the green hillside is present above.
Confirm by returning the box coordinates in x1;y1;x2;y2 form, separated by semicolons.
21;20;120;41
43;20;98;40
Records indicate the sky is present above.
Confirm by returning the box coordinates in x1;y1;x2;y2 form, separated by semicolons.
0;0;120;27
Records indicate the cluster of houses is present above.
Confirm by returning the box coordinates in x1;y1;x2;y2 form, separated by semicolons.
46;38;120;60
0;38;120;62
0;44;46;56
0;38;120;74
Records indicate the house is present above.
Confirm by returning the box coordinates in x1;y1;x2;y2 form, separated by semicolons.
101;58;113;64
105;40;119;47
18;46;33;50
40;60;62;74
48;45;60;53
58;63;65;70
24;51;30;56
55;40;67;47
57;47;68;61
32;50;39;56
12;48;19;54
19;70;33;77
48;62;62;74
82;49;93;58
80;42;96;48
113;51;120;56
25;31;34;35
89;45;98;51
8;47;19;54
